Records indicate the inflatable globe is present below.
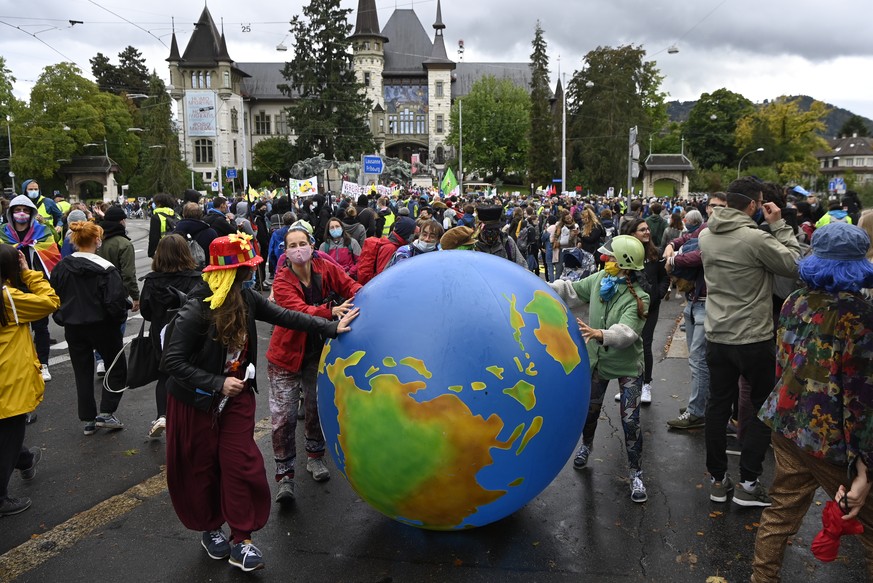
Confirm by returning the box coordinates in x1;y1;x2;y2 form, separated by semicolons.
317;251;590;530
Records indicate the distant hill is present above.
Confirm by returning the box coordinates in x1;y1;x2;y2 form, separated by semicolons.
666;95;873;138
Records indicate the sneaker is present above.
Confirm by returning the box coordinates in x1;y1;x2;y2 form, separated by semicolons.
275;476;296;504
679;322;686;332
733;481;772;508
573;444;591;469
201;529;231;560
96;361;106;377
229;539;265;572
641;383;652;404
306;457;330;482
710;475;734;503
41;365;51;382
614;392;621;402
667;410;705;430
726;418;738;437
83;421;98;436
19;447;42;481
0;496;32;517
24;412;37;425
148;416;166;439
95;413;124;431
630;471;647;503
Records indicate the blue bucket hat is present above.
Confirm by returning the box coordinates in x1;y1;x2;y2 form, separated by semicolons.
810;222;869;260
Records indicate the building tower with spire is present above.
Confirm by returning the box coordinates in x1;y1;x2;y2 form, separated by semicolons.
350;0;387;155
423;0;455;168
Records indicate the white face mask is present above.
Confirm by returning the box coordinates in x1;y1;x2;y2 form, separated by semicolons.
413;239;436;253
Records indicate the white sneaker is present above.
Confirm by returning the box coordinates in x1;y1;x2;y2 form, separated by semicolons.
614;392;621;402
41;365;51;382
306;457;330;482
641;383;652;404
96;361;106;377
148;416;166;439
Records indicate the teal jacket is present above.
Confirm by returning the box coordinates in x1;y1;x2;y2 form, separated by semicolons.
550;271;649;379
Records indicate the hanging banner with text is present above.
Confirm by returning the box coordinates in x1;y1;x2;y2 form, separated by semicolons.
185;91;217;137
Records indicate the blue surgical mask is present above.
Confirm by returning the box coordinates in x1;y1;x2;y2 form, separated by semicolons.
329;227;343;239
752;208;764;223
26;190;39;200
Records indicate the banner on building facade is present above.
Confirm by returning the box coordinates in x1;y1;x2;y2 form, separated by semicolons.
185;91;217;137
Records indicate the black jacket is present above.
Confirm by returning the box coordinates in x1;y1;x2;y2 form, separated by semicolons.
161;288;339;410
640;256;670;310
203;210;236;237
51;254;129;326
140;270;208;353
172;219;219;255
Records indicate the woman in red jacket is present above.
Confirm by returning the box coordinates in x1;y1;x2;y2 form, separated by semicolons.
266;221;362;504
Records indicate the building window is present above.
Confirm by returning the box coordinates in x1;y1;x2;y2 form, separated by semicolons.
198;72;204;89
223;71;230;89
844;158;854;167
276;111;289;135
255;111;271;135
364;72;371;87
364;41;370;50
436;81;444;98
205;71;212;88
191;72;197;88
436;114;444;134
435;146;445;165
204;172;212;180
416;114;426;134
388;115;397;134
233;140;238;166
231;108;239;133
195;139;214;164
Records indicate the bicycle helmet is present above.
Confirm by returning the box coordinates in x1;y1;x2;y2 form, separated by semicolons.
609;235;645;271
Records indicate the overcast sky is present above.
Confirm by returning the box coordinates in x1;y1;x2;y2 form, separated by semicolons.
2;0;871;127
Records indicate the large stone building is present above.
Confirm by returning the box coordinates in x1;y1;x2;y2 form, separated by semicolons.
167;1;530;186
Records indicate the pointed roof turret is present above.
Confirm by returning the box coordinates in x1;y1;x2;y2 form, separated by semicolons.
350;0;388;42
167;31;181;62
217;31;231;62
181;6;230;66
424;0;454;68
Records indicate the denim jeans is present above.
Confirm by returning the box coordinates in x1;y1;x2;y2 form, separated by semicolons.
544;243;554;282
684;299;709;418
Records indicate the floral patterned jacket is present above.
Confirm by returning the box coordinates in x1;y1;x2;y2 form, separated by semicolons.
759;289;873;471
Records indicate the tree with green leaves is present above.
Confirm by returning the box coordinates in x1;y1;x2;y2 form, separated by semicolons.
127;74;189;196
251;137;297;183
527;21;555;187
684;88;754;170
566;45;667;192
279;0;375;161
735;96;829;183
12;63;138;190
90;46;149;96
839;114;870;138
0;57;25;193
447;76;530;181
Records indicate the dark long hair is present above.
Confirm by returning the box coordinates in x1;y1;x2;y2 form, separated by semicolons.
621;218;659;262
0;245;23;327
211;268;250;350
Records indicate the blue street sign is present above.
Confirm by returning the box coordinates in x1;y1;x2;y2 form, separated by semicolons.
362;155;384;175
226;168;237;179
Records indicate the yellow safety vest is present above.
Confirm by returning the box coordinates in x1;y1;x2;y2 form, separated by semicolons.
382;211;395;236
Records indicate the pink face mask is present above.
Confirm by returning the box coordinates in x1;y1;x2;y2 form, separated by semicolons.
13;212;30;224
286;246;312;265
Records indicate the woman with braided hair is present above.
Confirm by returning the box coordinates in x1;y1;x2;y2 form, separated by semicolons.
161;233;358;572
549;235;651;503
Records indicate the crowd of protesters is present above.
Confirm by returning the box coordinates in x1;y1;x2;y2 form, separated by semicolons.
2;176;872;579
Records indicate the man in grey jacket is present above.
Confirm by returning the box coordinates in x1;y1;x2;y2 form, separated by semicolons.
698;177;800;508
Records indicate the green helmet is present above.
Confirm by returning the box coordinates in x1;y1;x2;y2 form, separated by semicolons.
609;235;645;271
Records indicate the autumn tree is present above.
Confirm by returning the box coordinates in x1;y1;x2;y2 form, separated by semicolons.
566;45;667;192
447;75;530;180
527;21;555;187
279;0;375;161
735;96;829;183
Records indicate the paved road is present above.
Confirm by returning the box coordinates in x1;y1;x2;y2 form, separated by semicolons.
1;220;865;582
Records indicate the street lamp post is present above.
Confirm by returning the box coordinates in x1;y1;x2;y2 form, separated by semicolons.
737;147;764;179
561;73;566;195
458;98;463;196
5;115;13;191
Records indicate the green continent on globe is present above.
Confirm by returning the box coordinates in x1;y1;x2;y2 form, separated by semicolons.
327;351;516;529
524;291;582;374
